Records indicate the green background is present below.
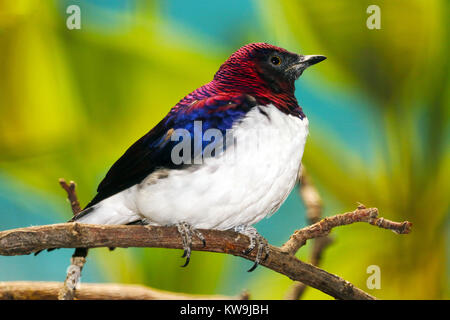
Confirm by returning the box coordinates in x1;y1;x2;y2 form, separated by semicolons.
0;0;448;299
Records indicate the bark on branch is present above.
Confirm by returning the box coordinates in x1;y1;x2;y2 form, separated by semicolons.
281;205;412;255
0;207;412;300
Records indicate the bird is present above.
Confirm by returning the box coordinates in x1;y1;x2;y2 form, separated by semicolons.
68;43;326;271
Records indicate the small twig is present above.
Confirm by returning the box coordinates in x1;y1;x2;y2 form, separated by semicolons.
0;281;247;300
59;179;81;215
281;205;412;256
58;178;84;300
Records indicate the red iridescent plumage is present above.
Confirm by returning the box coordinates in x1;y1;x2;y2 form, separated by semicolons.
175;43;304;118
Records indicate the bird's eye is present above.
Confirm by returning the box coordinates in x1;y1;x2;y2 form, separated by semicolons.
270;56;281;65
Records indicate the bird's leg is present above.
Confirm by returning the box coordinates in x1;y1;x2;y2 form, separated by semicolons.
233;225;270;272
175;221;206;267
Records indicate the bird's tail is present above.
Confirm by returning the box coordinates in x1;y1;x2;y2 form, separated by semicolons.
35;201;144;255
69;206;95;222
73;247;89;259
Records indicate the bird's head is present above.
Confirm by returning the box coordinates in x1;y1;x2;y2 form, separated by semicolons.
213;43;326;97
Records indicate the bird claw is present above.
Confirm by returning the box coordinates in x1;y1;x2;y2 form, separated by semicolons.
234;225;270;272
176;222;205;267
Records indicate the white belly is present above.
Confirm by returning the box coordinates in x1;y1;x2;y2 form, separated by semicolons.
78;105;308;230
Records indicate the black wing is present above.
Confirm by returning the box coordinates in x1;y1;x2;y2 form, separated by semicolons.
77;93;256;216
83;115;176;209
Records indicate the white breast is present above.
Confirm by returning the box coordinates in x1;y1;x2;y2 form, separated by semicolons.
78;105;309;230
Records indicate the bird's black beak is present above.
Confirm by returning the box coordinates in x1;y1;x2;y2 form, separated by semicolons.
299;55;327;67
288;54;326;79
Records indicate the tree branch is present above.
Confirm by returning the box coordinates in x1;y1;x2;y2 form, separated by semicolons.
0;176;413;301
0;211;410;300
281;205;412;256
0;281;246;300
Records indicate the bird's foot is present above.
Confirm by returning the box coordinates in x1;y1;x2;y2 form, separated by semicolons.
175;221;206;267
234;225;269;272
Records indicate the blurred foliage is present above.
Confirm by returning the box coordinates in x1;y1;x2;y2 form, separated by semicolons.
0;0;448;299
262;0;449;299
